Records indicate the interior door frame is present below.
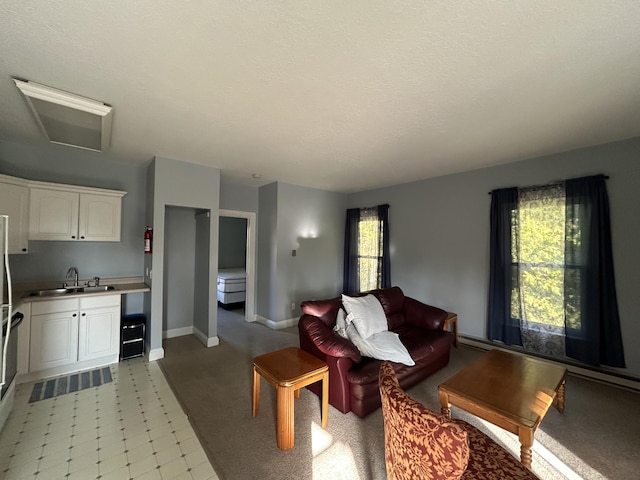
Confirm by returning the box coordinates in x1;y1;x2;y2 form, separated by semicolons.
219;209;256;322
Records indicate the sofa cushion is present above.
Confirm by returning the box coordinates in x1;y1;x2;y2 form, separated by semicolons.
370;286;407;330
396;326;453;362
342;294;388;339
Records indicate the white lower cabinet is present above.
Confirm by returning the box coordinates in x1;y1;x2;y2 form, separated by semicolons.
29;295;121;374
30;309;79;372
78;297;121;361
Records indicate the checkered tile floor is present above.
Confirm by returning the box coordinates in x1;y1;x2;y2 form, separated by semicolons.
0;358;219;480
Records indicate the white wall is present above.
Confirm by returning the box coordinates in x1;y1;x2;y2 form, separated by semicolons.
347;137;640;378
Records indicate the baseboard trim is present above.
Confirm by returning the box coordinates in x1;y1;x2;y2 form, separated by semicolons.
148;347;164;362
460;336;640;392
163;326;193;339
192;327;220;347
255;315;298;330
17;355;119;384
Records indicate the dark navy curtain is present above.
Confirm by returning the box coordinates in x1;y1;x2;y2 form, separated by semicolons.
564;175;625;367
487;187;522;346
343;204;391;294
378;204;391;289
488;176;625;368
343;208;360;294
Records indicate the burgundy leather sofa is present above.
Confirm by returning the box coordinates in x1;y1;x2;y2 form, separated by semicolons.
298;286;454;418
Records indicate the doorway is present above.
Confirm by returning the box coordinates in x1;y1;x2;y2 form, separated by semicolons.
163;206;212;344
218;209;256;323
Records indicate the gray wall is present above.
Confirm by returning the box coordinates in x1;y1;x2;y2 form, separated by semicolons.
257;183;277;319
148;156;220;354
347;137;640;378
194;211;211;335
220;179;258;212
0;139;147;314
218;217;247;269
163;206;196;331
257;182;345;322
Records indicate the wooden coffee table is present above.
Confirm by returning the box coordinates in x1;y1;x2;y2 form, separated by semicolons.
252;347;328;450
438;349;566;469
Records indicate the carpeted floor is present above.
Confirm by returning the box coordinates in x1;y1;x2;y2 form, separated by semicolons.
158;308;640;480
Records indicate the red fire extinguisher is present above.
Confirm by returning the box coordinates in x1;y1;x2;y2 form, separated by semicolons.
144;226;153;254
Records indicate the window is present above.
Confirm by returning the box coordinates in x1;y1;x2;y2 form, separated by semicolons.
356;208;385;292
511;184;568;357
343;204;390;294
488;175;625;368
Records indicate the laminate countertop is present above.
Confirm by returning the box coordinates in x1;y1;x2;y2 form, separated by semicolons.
14;276;150;304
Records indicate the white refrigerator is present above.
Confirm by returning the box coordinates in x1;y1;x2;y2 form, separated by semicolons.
0;214;15;431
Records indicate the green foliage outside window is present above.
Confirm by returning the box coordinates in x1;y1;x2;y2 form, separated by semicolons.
358;216;383;292
510;188;581;330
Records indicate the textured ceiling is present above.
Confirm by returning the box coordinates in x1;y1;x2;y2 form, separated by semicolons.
1;1;640;193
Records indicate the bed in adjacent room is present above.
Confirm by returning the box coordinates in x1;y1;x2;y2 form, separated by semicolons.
217;268;246;306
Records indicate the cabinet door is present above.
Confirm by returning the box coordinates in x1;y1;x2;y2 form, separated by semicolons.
78;305;120;361
30;311;79;372
29;188;79;240
0;180;29;253
78;194;121;241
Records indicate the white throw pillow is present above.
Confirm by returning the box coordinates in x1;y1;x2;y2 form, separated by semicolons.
346;323;415;366
341;294;388;339
333;308;349;339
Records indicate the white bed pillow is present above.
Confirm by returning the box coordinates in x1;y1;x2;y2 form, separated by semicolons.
346;323;415;366
341;294;388;339
333;308;349;339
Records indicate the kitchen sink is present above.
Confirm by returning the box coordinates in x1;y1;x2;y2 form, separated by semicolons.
27;285;116;297
76;285;116;293
27;288;74;297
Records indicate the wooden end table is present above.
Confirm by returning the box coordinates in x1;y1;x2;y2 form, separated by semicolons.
438;349;566;469
444;312;458;347
252;347;328;450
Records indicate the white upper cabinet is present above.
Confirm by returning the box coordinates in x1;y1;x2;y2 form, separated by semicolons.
0;174;30;253
79;193;121;241
29;183;125;242
29;188;79;240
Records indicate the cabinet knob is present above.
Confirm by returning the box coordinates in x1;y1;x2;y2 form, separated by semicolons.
22;248;27;252
80;236;85;239
71;235;76;239
82;313;86;316
73;313;77;317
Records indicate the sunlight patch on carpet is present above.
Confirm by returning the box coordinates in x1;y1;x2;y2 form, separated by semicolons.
313;440;361;480
311;421;334;457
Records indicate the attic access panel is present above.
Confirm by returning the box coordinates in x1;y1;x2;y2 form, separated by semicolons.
13;78;112;152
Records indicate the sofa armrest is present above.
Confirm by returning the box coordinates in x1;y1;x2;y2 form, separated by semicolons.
403;297;448;330
299;314;362;363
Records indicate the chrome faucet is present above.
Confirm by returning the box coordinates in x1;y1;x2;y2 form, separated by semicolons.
65;267;79;287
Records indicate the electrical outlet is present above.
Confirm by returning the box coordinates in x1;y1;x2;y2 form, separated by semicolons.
291;302;296;311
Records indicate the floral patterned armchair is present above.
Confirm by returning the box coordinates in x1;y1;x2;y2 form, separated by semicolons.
379;362;540;480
